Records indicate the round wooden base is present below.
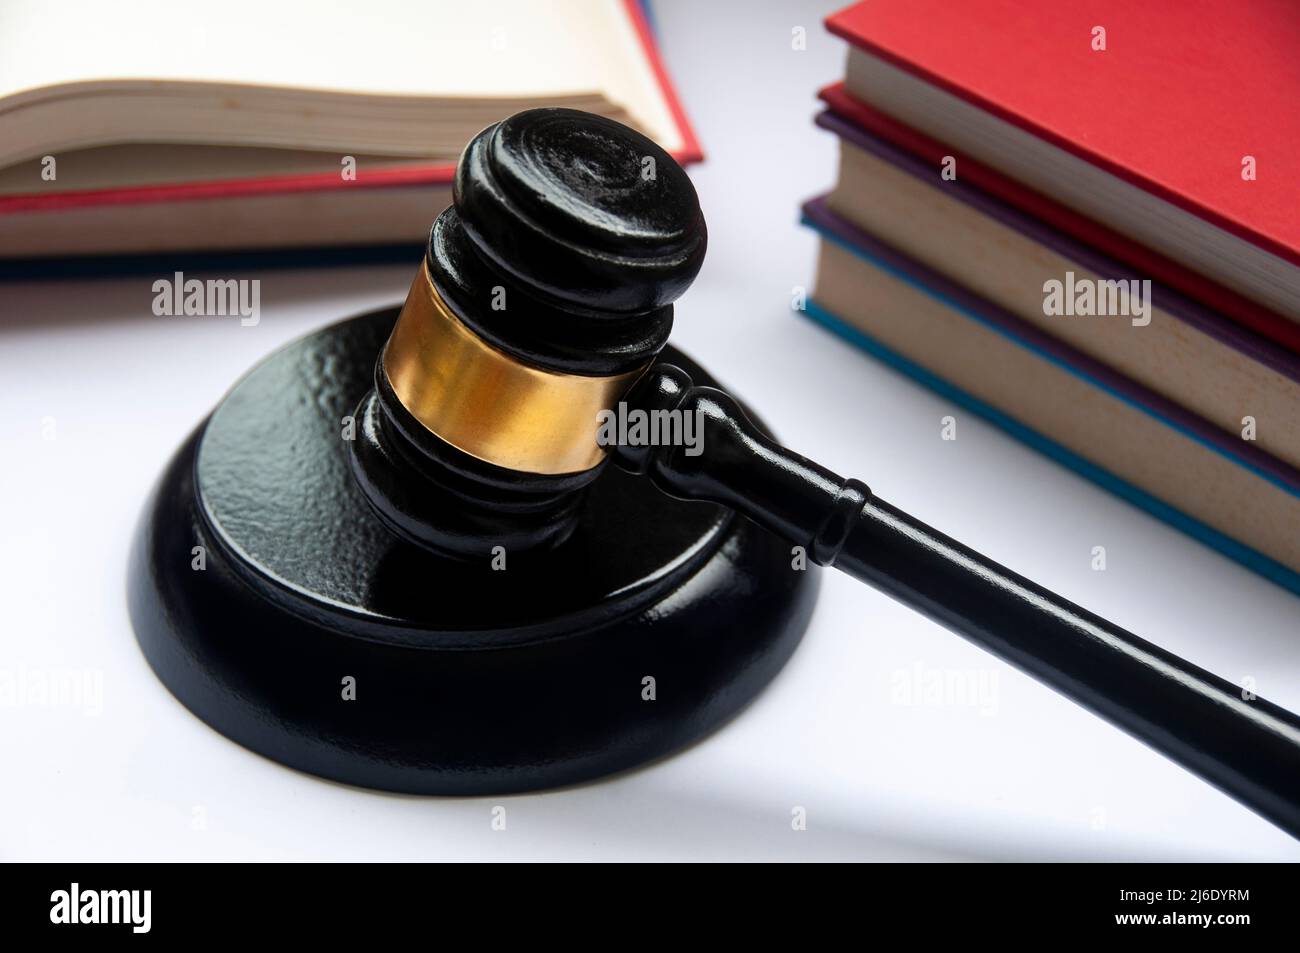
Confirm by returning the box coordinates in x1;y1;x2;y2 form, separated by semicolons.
127;308;819;794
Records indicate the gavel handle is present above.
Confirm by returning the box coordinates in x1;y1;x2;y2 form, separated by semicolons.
616;364;1300;839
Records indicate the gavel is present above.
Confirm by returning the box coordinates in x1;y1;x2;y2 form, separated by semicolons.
131;108;1300;838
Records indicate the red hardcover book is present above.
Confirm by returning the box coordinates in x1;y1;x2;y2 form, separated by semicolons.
825;0;1300;338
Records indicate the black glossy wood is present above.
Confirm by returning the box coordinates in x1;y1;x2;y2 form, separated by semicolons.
349;362;599;558
357;108;707;555
127;311;819;793
126;108;816;795
428;207;672;376
617;364;1300;838
454;107;707;317
432;106;702;377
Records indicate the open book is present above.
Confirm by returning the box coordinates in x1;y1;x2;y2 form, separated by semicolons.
0;0;700;262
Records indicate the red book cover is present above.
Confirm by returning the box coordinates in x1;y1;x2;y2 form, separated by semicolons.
0;0;701;216
818;83;1300;356
826;0;1300;271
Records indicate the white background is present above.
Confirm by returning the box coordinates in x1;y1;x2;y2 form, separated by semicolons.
1;0;1297;860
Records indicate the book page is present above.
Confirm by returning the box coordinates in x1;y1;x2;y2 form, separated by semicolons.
0;0;682;149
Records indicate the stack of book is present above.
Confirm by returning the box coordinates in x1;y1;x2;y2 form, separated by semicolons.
804;0;1300;595
0;0;699;274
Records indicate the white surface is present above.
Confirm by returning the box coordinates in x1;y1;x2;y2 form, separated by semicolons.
1;0;1297;861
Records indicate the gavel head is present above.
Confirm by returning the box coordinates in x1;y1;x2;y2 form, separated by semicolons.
349;108;708;559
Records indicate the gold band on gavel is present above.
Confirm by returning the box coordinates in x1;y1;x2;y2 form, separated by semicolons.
382;262;647;475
